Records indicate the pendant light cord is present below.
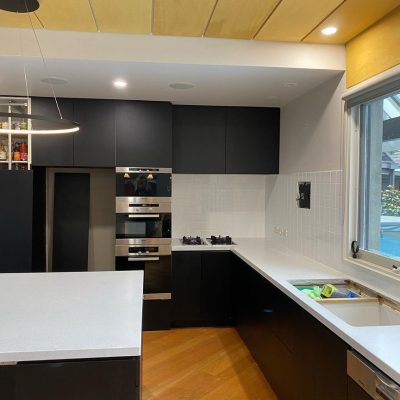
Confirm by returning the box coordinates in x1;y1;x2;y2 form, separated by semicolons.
24;0;63;119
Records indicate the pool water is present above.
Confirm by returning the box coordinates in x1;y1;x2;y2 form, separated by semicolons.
380;236;400;259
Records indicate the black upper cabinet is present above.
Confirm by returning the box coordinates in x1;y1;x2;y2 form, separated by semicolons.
31;97;74;167
225;107;280;174
173;106;226;173
73;99;116;167
116;101;172;167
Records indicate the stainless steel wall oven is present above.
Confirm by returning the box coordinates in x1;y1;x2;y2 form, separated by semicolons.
115;167;172;331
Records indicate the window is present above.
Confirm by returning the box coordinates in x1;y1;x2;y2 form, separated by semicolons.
354;89;400;266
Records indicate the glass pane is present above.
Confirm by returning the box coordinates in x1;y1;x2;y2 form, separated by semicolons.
359;90;400;260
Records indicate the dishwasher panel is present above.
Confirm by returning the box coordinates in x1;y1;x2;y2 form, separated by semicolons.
347;351;400;400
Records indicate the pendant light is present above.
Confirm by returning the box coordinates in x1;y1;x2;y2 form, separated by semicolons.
0;0;80;135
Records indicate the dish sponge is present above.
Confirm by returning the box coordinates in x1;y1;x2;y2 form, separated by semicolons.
301;286;322;299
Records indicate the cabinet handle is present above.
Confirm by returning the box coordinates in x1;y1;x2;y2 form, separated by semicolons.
128;214;160;218
128;257;160;262
263;308;274;314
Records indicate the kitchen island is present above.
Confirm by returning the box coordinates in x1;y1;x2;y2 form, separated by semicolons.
0;271;143;400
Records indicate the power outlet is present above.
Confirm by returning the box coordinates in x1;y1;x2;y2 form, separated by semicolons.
273;226;288;237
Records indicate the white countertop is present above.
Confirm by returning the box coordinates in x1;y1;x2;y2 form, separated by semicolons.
173;237;400;384
0;271;143;363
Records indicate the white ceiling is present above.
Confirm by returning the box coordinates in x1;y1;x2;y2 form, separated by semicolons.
0;56;343;107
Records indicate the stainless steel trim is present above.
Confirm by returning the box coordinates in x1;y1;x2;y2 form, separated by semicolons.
116;196;172;204
143;293;171;301
115;244;171;257
128;214;160;219
347;351;400;400
116;167;172;173
128;257;160;262
116;197;171;214
116;238;171;246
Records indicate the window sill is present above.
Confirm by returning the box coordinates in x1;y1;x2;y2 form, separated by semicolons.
344;255;400;282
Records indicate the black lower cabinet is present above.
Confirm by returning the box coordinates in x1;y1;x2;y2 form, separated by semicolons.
172;251;233;326
348;377;374;400
233;255;349;400
142;299;171;331
0;357;140;400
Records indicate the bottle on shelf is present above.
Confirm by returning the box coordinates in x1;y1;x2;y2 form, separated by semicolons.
13;142;21;161
0;137;7;161
20;142;28;161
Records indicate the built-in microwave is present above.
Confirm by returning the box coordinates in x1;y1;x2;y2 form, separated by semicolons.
116;167;172;198
115;212;171;240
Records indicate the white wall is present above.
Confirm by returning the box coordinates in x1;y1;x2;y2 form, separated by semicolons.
279;74;345;173
172;174;266;238
265;74;346;267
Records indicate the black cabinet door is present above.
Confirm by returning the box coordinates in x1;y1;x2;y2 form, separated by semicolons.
171;252;202;325
16;357;139;400
348;378;374;400
116;101;172;167
31;97;74;166
225;107;280;174
0;365;16;400
201;251;232;324
0;171;33;273
73;99;116;167
172;106;226;173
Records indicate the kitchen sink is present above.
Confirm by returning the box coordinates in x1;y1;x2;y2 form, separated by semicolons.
321;300;400;327
290;279;400;327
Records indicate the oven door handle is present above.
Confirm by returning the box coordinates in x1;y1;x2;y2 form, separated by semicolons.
128;214;160;219
128;257;160;262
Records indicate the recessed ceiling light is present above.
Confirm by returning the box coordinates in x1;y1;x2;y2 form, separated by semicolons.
321;26;337;36
284;82;297;88
40;77;68;85
113;79;127;89
169;82;195;90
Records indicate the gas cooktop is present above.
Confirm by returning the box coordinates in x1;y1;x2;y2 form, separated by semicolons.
206;235;236;245
181;236;207;245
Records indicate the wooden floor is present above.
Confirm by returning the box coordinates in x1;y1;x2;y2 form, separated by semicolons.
142;327;278;400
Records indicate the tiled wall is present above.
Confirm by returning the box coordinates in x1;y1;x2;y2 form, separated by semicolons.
172;174;266;238
265;170;344;268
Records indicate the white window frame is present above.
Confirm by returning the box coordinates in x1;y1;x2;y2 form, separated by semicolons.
343;68;400;280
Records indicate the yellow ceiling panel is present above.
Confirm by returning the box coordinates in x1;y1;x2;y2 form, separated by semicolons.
205;0;280;39
303;0;400;44
35;0;96;32
0;11;42;29
256;0;344;42
90;0;152;33
153;0;217;37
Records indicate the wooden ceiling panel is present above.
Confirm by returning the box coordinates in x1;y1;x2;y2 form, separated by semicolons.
304;0;400;44
153;0;216;37
0;11;42;29
256;0;344;42
35;0;96;32
90;0;152;33
205;0;280;39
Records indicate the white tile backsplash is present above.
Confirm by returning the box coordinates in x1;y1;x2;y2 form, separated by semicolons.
265;170;344;268
172;174;266;238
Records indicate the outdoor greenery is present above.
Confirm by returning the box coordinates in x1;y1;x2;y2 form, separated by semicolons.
382;185;400;216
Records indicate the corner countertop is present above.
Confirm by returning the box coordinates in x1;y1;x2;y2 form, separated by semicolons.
173;237;400;384
0;271;144;363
